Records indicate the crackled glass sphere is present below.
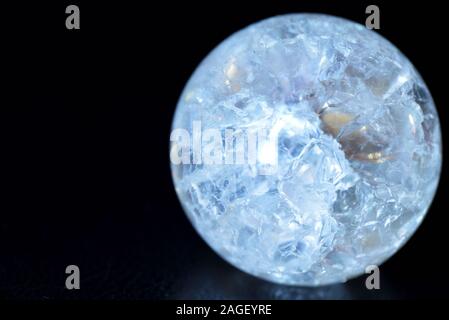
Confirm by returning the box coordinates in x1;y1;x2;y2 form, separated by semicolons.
170;14;442;286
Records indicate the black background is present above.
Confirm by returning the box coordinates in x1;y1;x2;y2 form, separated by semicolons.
0;0;447;300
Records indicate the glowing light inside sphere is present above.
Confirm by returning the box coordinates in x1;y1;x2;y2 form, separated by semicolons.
170;14;442;286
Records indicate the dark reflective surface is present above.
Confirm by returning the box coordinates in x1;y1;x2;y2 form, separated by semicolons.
169;237;399;300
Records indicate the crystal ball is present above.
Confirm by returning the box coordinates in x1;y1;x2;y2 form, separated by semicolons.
170;14;442;286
